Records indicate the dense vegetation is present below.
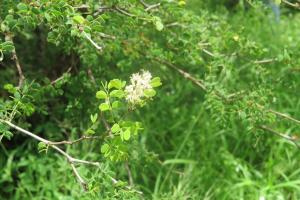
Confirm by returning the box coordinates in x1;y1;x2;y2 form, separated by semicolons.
1;0;300;199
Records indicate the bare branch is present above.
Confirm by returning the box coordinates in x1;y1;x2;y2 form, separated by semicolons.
51;67;72;85
5;34;25;87
202;49;216;57
125;161;134;186
114;6;136;17
152;57;207;91
259;125;300;148
82;32;103;51
267;108;300;125
139;0;160;11
145;3;160;12
70;162;87;191
98;32;116;40
253;58;276;64
282;0;300;9
49;135;101;145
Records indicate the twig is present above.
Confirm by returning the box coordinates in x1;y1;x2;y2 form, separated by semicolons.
82;32;103;51
51;67;72;85
139;0;160;11
202;49;216;57
259;125;300;148
152;57;207;91
5;34;25;87
0;119;100;190
282;0;300;9
267;108;300;125
125;161;134;186
114;6;136;17
49;135;101;145
70;162;87;190
87;68;96;84
98;32;116;40
253;58;276;64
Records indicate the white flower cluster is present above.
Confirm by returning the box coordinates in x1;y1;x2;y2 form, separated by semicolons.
125;70;152;104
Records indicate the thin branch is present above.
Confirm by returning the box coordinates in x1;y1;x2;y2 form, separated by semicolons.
139;0;149;8
5;34;25;87
139;0;160;11
87;68;96;84
267;108;300;125
98;32;116;40
259;125;300;148
49;135;101;145
51;67;72;85
152;57;207;91
70;162;87;190
253;58;275;64
0;119;100;190
114;6;136;17
82;32;103;51
145;3;160;12
125;161;134;186
202;49;216;57
282;0;300;9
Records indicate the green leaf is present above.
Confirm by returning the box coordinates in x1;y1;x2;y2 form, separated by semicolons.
96;90;107;99
153;17;164;31
111;123;120;133
150;77;162;88
110;90;125;98
112;101;121;109
99;103;110;111
90;113;98;123
274;0;281;5
73;15;85;24
108;79;123;90
17;3;28;11
85;129;95;135
38;142;48;153
101;143;109;153
123;129;131;141
144;89;156;98
3;84;16;94
1;41;14;52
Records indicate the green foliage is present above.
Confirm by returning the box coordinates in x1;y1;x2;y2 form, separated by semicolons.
1;0;300;199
